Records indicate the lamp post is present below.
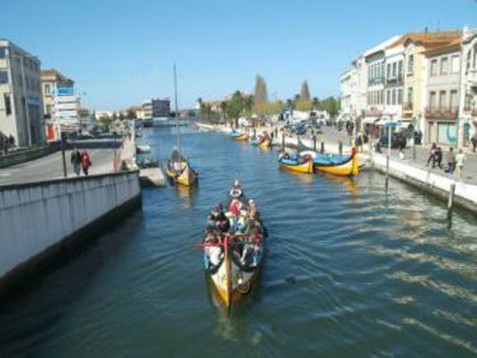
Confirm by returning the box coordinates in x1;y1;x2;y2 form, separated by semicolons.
7;52;38;147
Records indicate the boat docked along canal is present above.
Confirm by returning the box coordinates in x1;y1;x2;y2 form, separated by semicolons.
300;148;359;177
277;154;314;174
230;129;249;141
203;183;266;308
251;132;272;148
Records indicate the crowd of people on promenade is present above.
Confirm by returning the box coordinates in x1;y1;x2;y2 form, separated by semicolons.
70;148;92;176
426;144;467;178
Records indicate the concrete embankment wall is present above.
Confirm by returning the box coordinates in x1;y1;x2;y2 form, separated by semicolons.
0;146;58;169
0;171;141;290
372;153;477;214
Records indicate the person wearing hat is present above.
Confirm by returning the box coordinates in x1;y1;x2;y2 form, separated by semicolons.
229;180;243;198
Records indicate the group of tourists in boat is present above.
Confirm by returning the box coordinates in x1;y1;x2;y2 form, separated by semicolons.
203;181;266;308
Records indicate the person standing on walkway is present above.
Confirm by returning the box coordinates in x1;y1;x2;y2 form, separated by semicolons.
81;150;92;176
70;148;81;176
435;147;443;169
426;143;437;168
446;147;456;174
471;135;477;153
455;149;466;179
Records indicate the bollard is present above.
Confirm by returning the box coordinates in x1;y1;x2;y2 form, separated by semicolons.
447;183;456;228
338;141;343;156
281;133;285;150
320;141;325;154
313;136;317;151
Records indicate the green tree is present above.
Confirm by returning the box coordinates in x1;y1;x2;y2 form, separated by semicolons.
295;99;312;111
320;96;340;118
127;109;136;119
312;97;321;110
244;95;254;117
225;91;244;127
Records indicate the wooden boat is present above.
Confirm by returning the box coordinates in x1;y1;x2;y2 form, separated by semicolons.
278;156;313;174
203;185;265;308
165;149;198;186
230;130;249;141
301;148;359;177
165;65;199;187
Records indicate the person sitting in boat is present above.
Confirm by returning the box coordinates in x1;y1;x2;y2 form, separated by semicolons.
229;198;242;217
229;180;243;198
206;214;215;229
206;235;223;267
248;199;258;220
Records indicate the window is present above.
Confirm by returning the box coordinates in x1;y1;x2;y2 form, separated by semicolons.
0;70;8;84
397;89;403;105
408;55;414;73
0;47;6;59
387;90;391;105
407;87;413;105
380;90;384;104
440;57;449;75
392;89;397;105
44;84;51;95
392;62;397;77
450;90;458;109
430;59;438;76
429;91;437;108
439;91;447;108
451;55;460;74
387;63;391;79
4;94;11;115
398;60;403;78
46;104;52;114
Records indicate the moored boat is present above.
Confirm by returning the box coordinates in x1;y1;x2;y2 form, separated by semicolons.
230;130;249;141
301;148;359;177
277;155;313;174
203;182;265;308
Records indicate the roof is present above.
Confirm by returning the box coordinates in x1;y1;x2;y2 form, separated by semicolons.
387;30;462;49
363;35;401;58
41;69;74;84
423;39;462;56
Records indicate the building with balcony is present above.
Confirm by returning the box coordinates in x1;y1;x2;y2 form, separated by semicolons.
384;40;405;122
423;38;462;145
460;27;477;144
0;39;44;147
339;56;367;125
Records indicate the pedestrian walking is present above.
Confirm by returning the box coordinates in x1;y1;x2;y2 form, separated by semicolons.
471;135;477;153
426;143;437;168
455;149;466;179
435;147;443;169
81;150;92;176
446;147;455;174
70;148;82;176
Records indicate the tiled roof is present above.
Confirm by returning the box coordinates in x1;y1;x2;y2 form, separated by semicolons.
387;30;462;49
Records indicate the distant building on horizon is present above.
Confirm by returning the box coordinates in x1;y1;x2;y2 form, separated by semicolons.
0;39;44;147
142;98;170;119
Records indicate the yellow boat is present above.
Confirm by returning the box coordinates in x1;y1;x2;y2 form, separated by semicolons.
258;138;271;148
204;186;265;309
312;149;359;177
165;149;198;186
234;133;249;141
278;157;313;174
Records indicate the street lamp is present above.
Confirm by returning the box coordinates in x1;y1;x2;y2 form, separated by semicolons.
7;52;39;147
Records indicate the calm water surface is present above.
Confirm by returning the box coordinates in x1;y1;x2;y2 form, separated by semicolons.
1;128;477;357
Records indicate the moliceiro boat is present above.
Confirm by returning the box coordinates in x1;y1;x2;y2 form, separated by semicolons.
251;132;272;148
165;149;198;186
203;182;266;308
301;148;359;177
230;129;249;141
277;153;313;174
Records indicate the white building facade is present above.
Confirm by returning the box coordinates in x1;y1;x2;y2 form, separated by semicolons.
460;27;477;144
0;39;44;147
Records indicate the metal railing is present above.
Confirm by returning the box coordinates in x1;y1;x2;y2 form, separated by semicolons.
425;106;459;119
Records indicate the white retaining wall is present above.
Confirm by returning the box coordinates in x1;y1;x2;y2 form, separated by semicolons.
372;153;477;207
0;172;141;278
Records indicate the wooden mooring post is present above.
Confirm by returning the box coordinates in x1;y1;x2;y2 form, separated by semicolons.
447;183;456;228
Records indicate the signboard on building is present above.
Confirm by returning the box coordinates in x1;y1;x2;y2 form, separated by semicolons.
57;87;74;96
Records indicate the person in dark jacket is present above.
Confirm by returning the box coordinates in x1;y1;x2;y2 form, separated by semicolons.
70;148;81;176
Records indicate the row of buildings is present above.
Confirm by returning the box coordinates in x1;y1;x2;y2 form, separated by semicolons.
340;27;477;147
0;39;90;147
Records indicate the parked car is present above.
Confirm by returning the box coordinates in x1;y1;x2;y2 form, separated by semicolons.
379;133;407;148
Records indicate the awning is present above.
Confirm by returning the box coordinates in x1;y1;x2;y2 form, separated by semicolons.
362;117;379;125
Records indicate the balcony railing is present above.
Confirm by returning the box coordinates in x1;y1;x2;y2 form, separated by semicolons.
403;102;413;111
386;75;404;85
425;106;459;120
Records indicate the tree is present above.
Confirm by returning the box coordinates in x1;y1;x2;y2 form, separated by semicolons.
320;96;341;118
254;75;268;105
127;109;136;119
295;99;312;111
300;80;311;102
225;91;245;127
244;95;254;117
312;97;321;110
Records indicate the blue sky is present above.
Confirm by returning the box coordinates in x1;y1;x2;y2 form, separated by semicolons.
1;0;476;110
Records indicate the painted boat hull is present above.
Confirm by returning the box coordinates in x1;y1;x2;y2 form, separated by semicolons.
258;139;271;148
314;153;359;177
278;158;313;174
233;133;249;141
165;162;198;186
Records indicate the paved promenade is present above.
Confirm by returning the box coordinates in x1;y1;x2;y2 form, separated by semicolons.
0;137;136;186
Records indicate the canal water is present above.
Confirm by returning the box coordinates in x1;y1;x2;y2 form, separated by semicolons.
1;128;477;357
